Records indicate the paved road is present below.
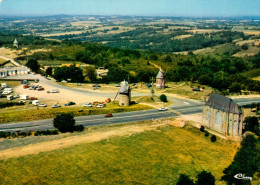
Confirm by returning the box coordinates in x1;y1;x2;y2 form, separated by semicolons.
0;96;259;132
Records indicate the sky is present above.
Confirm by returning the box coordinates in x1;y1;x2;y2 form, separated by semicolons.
0;0;259;17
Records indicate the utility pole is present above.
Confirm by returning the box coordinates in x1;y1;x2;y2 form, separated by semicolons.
151;76;154;97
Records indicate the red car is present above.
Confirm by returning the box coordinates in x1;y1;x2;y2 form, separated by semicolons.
105;113;113;117
37;87;44;91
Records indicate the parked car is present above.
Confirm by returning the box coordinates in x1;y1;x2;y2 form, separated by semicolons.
23;84;29;89
32;100;40;106
51;89;59;93
20;95;29;100
65;101;76;106
115;84;121;87
92;84;101;88
38;103;47;107
7;95;14;100
146;83;152;87
52;104;61;108
105;113;113;117
96;104;104;108
83;103;93;107
33;85;39;90
37;87;44;91
18;100;26;104
192;87;200;91
158;107;168;111
61;80;67;83
29;97;38;100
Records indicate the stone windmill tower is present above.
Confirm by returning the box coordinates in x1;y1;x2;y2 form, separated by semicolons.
13;39;19;48
118;80;131;106
156;67;165;89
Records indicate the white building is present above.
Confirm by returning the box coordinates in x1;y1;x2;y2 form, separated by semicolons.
0;66;29;77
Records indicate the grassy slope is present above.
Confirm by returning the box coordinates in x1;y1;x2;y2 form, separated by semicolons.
0;124;238;184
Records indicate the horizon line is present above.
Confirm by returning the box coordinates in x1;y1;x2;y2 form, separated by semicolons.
0;14;260;19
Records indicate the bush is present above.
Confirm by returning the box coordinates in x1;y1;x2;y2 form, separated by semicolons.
53;113;76;133
243;116;259;136
159;94;167;102
177;174;194;185
205;131;210;137
211;135;217;142
200;126;205;132
196;171;215;185
75;125;84;132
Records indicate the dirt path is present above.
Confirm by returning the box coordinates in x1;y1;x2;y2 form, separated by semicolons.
0;123;165;160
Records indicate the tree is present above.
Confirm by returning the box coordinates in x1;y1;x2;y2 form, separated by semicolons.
84;66;97;82
160;94;167;102
196;171;215;185
46;67;53;76
105;67;129;82
177;174;194;185
211;135;217;142
25;58;40;73
53;113;76;133
243;116;259;136
221;135;259;185
241;44;249;50
229;82;241;93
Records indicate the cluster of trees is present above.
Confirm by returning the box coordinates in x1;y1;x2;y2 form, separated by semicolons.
164;54;260;93
221;134;259;184
77;28;245;52
53;65;84;82
177;171;215;185
0;34;59;48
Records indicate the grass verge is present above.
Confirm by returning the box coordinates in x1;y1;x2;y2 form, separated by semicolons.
0;103;152;123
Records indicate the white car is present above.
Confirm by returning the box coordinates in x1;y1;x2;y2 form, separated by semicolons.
39;103;47;107
159;107;168;111
51;89;59;93
83;103;93;107
52;104;61;108
96;104;104;108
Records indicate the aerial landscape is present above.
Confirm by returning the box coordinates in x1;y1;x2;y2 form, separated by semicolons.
0;0;259;184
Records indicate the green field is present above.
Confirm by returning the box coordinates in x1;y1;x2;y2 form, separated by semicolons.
0;123;239;184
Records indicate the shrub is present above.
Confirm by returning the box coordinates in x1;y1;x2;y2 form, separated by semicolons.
200;126;205;132
196;171;215;185
243;116;259;136
53;113;76;133
159;94;167;102
211;135;217;142
205;131;210;137
177;174;194;185
75;125;85;132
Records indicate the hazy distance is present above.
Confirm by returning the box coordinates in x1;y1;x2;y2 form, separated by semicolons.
0;0;259;17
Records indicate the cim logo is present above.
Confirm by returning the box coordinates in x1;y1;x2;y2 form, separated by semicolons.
234;173;252;181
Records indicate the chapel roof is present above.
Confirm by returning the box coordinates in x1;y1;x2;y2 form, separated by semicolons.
205;93;242;114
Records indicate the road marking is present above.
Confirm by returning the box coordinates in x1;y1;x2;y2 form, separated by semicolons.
76;111;173;123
